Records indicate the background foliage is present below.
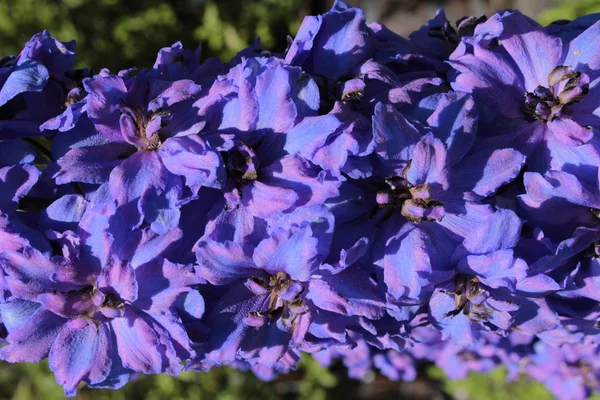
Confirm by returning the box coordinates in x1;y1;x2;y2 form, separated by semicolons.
0;0;304;71
538;0;600;25
1;0;600;398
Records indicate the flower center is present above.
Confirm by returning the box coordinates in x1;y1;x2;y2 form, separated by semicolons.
443;275;493;322
120;104;168;151
226;141;259;184
72;285;127;321
245;272;307;328
375;175;445;223
524;66;589;122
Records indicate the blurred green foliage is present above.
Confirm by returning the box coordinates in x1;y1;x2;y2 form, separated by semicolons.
429;365;600;400
538;0;600;25
0;0;304;71
3;357;600;400
0;355;337;400
429;366;554;400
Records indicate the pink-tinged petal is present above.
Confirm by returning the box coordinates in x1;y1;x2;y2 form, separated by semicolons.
40;100;87;132
429;290;480;348
202;284;263;366
517;274;560;294
524;170;600;209
286;103;372;179
150;313;194;364
108;150;169;229
496;14;562;91
388;73;444;107
214;60;259;132
268;204;335;259
0;308;66;362
255;154;339;218
255;64;297;132
307;310;350;343
457;250;525;290
97;257;138;303
559;258;600;301
245;278;270;296
147;79;202;111
139;178;183;235
372;103;422;173
253;226;320;283
41;194;89;233
547;118;593;147
0;212;50;253
426;92;477;166
0;247;81;300
38;292;94;318
75;203;114;271
285;15;322;66
286;4;373;81
449;45;525;118
405;134;448;188
241;181;299;219
307;269;386;319
54;143;132;185
0;299;40;332
159;135;225;194
238;322;291;368
194;240;257;285
83;323;114;385
543;134;600;188
0;60;48;106
126;227;183;268
49;318;112;397
290;312;311;346
442;204;522;255
0;164;40;208
381;226;433;301
514;298;559;335
285;112;348;163
453;148;526;197
201;204;267;244
243;312;268;327
84;72;128;142
112;310;163;375
119;113;145;147
134;258;199;315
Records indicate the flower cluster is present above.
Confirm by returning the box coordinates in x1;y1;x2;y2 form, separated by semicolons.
1;2;600;398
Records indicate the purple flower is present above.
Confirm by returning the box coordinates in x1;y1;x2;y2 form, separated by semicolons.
191;57;339;220
51;68;223;234
356;94;524;303
373;350;416;381
193;205;386;370
526;340;600;400
0;201;200;396
0;31;89;139
285;102;374;179
429;251;526;347
449;12;600;183
519;170;600;243
313;334;373;380
0;163;40;214
286;1;374;84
